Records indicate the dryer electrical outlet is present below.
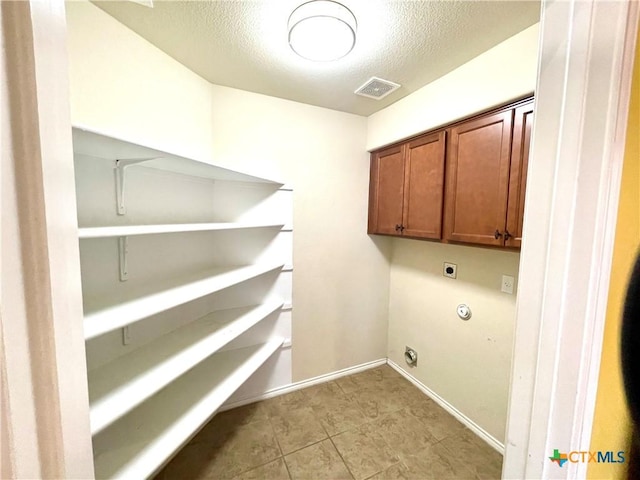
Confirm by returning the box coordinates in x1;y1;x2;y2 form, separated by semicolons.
443;262;457;279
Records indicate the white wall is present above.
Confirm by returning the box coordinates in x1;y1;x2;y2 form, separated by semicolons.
368;25;540;444
388;241;520;443
66;3;214;163
65;1;391;383
367;24;539;150
205;85;391;381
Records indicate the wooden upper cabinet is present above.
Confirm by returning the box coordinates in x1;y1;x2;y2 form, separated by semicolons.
368;96;533;248
368;131;446;239
505;102;534;248
368;145;405;235
444;110;514;246
403;131;446;239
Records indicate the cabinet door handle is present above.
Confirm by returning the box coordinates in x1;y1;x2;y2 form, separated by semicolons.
504;230;512;241
494;230;503;239
395;224;402;232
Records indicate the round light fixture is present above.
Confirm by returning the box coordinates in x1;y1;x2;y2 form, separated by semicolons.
288;0;357;62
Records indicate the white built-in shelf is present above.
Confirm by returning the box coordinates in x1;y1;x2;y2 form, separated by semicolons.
93;338;283;480
89;301;283;435
84;263;284;340
78;222;285;239
74;127;292;479
72;127;282;186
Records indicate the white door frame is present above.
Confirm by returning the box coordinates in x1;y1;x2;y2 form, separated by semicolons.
1;1;94;478
504;1;639;479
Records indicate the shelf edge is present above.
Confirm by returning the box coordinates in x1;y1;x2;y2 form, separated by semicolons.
78;223;285;239
89;301;284;435
83;263;284;340
94;338;284;480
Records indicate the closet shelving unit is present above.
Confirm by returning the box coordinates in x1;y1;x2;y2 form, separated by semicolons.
72;128;293;479
83;263;285;340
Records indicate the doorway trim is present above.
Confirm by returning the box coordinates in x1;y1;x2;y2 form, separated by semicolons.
503;1;639;479
1;1;94;478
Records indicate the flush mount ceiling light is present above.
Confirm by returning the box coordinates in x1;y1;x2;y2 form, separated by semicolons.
288;0;357;62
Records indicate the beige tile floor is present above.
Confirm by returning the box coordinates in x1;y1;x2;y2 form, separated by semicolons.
155;365;502;480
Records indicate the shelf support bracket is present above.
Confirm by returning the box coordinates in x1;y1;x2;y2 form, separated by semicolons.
115;158;164;215
118;236;129;281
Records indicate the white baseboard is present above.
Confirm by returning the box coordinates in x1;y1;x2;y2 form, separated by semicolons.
386;359;504;455
221;358;387;411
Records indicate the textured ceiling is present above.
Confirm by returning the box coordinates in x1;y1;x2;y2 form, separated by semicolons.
93;0;540;116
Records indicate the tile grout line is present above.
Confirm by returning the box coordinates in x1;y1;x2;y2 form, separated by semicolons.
280;437;329;457
269;389;333;459
433;430;484;480
232;457;285;479
264;410;296;480
329;429;405;480
360;459;404;480
280;451;293;480
294;374;382;480
224;417;287;479
325;384;405;480
326;435;356;480
253;406;292;480
267;415;286;458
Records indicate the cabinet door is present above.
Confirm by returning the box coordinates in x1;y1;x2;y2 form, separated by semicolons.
368;145;405;235
402;131;446;239
505;102;534;248
444;110;513;246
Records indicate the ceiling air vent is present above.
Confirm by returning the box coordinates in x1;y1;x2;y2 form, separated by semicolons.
354;77;401;100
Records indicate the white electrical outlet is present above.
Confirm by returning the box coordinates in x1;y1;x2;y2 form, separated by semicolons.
443;262;457;279
501;275;515;294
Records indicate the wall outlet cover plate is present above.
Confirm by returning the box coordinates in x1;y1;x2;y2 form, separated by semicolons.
443;262;457;279
501;275;515;294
